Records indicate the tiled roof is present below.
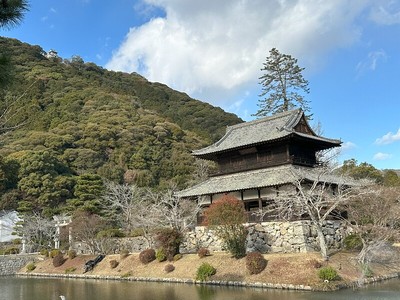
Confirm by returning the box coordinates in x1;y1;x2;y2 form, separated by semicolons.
193;109;341;157
177;165;351;198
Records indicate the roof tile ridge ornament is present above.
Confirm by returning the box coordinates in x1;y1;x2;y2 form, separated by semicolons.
280;108;304;132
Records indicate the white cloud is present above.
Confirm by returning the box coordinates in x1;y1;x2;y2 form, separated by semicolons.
356;49;387;76
106;0;386;109
369;0;400;25
373;152;393;160
375;128;400;145
341;141;357;151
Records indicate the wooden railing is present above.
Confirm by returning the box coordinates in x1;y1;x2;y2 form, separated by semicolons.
211;155;317;176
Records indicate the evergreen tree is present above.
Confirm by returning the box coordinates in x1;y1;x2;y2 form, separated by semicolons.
254;48;311;118
0;0;29;29
67;173;104;214
1;0;29;132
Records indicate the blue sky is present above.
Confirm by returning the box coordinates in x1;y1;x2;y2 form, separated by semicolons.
1;0;400;170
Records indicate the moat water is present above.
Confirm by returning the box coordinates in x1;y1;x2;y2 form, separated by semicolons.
0;277;399;300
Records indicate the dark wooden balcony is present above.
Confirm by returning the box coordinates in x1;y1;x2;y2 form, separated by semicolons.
211;155;318;176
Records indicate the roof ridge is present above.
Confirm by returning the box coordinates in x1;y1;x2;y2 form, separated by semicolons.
213;111;292;148
227;109;301;131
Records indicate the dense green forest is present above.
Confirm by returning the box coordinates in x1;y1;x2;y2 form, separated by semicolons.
0;37;242;215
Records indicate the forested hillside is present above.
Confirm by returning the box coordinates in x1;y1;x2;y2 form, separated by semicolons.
0;37;242;215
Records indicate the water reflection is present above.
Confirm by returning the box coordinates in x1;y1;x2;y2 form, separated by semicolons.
0;277;399;300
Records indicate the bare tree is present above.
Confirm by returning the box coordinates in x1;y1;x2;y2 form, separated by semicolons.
70;211;112;254
258;167;362;260
191;158;213;184
149;187;201;232
102;182;158;247
103;181;145;231
344;186;400;264
103;183;201;248
15;212;55;252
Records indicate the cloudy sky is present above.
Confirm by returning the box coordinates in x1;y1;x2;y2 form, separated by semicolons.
2;0;400;169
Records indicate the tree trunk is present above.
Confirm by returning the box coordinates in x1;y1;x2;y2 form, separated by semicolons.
357;239;372;265
315;224;329;260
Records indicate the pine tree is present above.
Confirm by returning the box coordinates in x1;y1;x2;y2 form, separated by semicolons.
0;0;29;29
254;48;311;118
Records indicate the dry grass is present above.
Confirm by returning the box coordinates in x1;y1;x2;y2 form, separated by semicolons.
25;250;400;289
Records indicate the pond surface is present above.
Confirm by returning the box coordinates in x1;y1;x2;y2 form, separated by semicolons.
0;277;399;300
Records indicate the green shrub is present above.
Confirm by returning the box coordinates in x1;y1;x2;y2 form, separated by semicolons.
318;266;340;281
130;228;144;237
121;271;132;278
164;264;175;273
173;253;183;261
120;249;130;259
52;253;66;267
49;249;61;258
68;250;77;259
109;259;119;269
156;248;167;262
343;234;363;251
26;262;36;272
139;248;156;264
97;228;125;238
12;239;21;245
40;249;49;257
196;262;216;281
246;252;267;275
197;247;210;258
3;246;19;254
65;267;76;274
155;228;182;261
361;263;374;278
224;233;247;259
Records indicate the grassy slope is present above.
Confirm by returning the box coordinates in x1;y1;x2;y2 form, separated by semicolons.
22;251;400;290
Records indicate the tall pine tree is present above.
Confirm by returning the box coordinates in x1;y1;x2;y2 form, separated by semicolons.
254;48;311;118
0;0;29;29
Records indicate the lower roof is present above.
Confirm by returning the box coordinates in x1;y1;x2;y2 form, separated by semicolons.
177;165;352;198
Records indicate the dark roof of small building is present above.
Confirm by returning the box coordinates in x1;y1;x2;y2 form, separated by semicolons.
177;165;353;198
193;109;341;157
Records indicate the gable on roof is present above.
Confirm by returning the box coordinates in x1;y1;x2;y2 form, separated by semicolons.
193;109;340;158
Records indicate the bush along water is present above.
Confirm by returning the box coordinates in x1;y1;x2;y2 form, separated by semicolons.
318;266;340;281
246;252;267;275
164;264;175;273
155;228;182;261
139;248;156;264
196;262;216;281
52;253;66;267
197;247;210;258
156;248;167;262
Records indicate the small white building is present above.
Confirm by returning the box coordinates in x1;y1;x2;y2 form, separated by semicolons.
45;49;59;59
0;211;20;242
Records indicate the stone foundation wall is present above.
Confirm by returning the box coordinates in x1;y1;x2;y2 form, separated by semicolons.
73;236;151;254
73;220;348;255
0;255;37;275
181;220;348;254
